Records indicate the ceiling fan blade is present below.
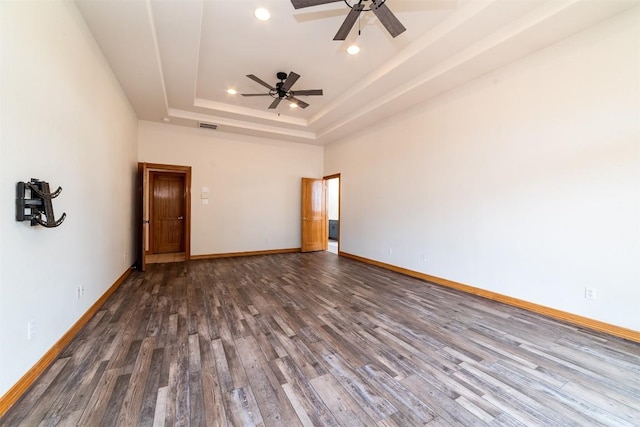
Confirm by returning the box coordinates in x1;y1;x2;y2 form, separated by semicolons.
290;97;310;109
333;3;364;41
246;74;275;90
281;72;300;92
293;89;323;96
240;93;272;97
269;98;283;109
370;0;406;38
290;0;343;10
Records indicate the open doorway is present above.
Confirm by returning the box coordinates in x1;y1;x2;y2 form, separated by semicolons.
137;162;191;270
324;174;340;254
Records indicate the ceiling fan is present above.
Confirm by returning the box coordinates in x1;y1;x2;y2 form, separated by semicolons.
241;71;323;109
290;0;406;40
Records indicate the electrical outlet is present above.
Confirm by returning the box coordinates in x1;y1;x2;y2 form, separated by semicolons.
76;286;81;299
420;254;427;262
124;252;127;261
388;247;393;255
585;287;597;300
27;320;35;340
81;285;85;296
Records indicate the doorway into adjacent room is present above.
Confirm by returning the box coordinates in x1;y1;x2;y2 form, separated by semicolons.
137;163;192;270
324;174;340;255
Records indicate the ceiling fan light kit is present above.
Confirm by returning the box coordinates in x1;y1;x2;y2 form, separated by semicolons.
290;0;406;40
241;71;323;110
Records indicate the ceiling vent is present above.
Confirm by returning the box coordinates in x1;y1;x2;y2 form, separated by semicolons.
199;122;218;130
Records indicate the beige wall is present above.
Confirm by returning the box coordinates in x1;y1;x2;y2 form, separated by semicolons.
325;8;640;331
0;1;138;395
138;121;324;256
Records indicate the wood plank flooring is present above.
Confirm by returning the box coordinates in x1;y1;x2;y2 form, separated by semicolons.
2;252;639;426
146;252;186;264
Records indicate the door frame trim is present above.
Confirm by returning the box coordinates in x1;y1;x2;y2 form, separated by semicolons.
142;163;191;263
323;173;341;254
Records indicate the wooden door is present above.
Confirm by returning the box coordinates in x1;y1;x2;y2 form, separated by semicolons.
151;172;186;254
301;178;327;252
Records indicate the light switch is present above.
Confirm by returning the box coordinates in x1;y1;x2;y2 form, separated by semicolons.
202;199;209;205
201;193;208;199
201;187;209;193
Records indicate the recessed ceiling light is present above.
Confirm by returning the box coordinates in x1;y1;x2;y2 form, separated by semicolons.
347;45;360;55
254;8;270;21
227;88;237;95
289;102;299;108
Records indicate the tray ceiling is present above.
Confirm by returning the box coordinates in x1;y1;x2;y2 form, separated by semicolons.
75;0;639;145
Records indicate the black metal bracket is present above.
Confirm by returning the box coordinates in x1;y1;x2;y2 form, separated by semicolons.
16;178;66;228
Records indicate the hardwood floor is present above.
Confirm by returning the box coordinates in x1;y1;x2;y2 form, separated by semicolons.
146;252;186;264
2;252;639;426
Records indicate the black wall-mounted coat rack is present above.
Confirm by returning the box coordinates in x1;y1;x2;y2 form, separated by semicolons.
16;178;66;228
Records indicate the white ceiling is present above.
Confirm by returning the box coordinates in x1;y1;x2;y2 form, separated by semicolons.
75;0;639;145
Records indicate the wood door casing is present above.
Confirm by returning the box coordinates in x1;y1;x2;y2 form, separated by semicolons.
137;163;192;271
137;163;147;271
301;178;327;252
151;172;186;254
324;173;341;254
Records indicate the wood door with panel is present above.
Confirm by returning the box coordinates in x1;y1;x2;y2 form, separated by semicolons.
151;172;186;254
301;178;327;252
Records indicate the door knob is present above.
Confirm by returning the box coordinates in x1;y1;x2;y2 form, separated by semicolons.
178;216;184;220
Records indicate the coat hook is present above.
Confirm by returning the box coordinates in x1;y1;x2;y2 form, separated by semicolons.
16;178;66;228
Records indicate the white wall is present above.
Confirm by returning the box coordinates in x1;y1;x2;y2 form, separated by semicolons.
325;8;640;331
327;178;339;221
138;121;323;255
0;1;138;396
